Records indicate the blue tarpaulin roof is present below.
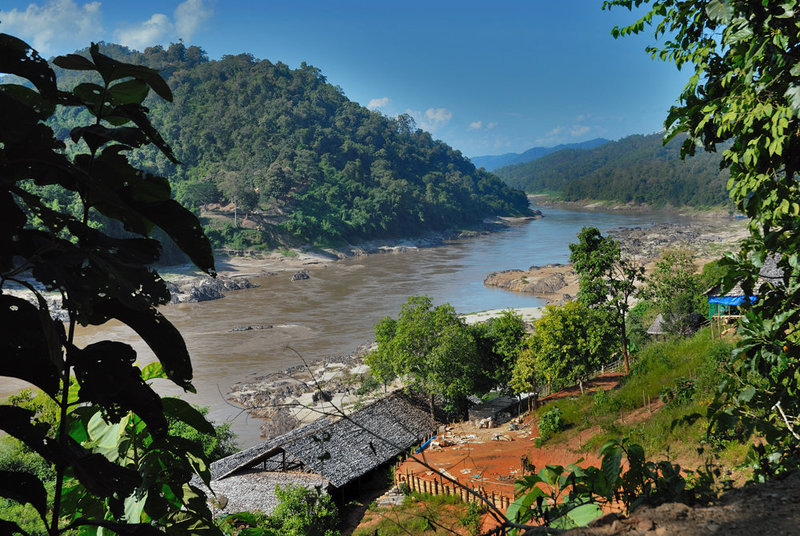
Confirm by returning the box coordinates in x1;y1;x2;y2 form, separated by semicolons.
708;296;757;306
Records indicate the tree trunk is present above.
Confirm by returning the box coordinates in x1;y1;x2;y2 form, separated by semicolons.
233;199;238;227
621;319;630;375
579;378;584;395
429;393;435;423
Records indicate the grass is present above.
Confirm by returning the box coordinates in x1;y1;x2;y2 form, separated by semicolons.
529;328;748;472
353;492;484;536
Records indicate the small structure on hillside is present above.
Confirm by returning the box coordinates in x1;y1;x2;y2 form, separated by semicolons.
203;391;438;515
646;312;705;339
468;395;525;426
705;256;784;338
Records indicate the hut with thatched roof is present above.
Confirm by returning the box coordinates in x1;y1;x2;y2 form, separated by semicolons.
705;255;784;337
203;390;438;515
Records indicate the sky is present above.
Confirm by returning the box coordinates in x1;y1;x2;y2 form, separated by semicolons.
0;0;689;158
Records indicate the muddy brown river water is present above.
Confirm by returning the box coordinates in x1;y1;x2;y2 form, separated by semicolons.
2;206;677;447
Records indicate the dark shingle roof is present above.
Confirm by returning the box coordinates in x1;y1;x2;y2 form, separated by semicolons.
212;390;437;489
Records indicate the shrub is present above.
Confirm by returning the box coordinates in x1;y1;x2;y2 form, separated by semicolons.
538;406;564;441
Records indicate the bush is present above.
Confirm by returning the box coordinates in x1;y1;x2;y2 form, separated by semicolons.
538;406;564;441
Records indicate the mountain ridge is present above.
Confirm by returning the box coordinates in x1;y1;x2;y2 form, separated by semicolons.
471;138;610;171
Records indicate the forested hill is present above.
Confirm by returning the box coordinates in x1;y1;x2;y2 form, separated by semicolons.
47;43;531;245
470;138;609;171
494;133;731;207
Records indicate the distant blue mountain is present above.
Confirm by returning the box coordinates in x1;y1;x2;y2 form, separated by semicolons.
471;138;610;171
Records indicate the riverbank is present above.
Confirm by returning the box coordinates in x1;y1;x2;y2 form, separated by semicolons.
225;306;545;441
484;217;748;303
528;193;735;219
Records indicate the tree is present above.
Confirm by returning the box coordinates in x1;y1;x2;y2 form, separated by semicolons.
1;35;221;534
645;249;704;336
367;296;482;416
604;0;800;477
513;302;615;396
569;226;644;373
470;310;528;393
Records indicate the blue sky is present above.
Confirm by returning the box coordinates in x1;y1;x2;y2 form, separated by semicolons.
0;0;688;157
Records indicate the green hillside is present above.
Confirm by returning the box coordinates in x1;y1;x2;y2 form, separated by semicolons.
494;133;731;207
46;43;531;247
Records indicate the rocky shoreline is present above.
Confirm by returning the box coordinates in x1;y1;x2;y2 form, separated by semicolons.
484;218;748;304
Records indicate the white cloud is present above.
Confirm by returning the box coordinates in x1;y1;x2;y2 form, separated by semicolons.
367;97;390;110
174;0;212;40
116;13;172;50
407;107;452;131
570;125;590;137
486;122;497;130
468;120;482;130
115;0;212;50
0;0;103;56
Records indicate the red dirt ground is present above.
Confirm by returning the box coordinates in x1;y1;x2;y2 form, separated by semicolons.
394;373;625;532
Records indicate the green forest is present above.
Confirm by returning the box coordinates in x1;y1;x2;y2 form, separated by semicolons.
494;133;731;207
42;42;531;249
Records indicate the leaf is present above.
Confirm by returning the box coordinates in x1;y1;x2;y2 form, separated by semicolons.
705;0;733;23
70;125;148;153
0;84;55;118
108;79;149;105
0;33;57;98
141;362;167;381
131;198;216;276
87;411;128;462
53;53;96;71
738;386;757;403
0;471;48;519
0;406;56;462
124;492;148;524
566;502;604;526
161;398;215;435
0;519;26;536
89;43;172;101
71;341;168;437
92;300;194;391
66;437;141;498
784;84;800;115
0;294;63;396
601;443;622;490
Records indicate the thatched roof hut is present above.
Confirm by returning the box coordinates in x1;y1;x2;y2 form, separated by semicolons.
204;390;437;514
705;255;784;316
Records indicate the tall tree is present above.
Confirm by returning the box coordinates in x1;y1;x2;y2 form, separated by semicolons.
569;227;644;374
513;302;615;396
0;35;220;534
604;0;800;477
645;249;704;336
368;296;482;416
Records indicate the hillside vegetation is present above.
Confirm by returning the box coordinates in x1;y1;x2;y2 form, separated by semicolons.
494;133;731;207
45;43;531;247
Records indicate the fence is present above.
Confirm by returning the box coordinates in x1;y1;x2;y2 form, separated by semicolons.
393;356;627;515
532;357;625;401
394;468;513;511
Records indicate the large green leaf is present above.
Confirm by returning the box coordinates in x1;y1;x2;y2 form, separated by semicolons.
71;341;167;437
0;33;57;98
0;470;48;520
92;300;194;391
161;398;215;435
0;406;56;462
70;125;148;153
0;295;63;396
566;502;604;527
53;53;96;71
89;43;172;101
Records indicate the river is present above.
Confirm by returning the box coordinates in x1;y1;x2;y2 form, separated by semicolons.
1;206;675;447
